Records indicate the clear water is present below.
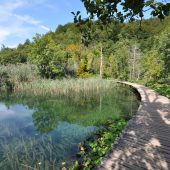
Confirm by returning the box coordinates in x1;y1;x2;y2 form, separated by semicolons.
0;85;138;170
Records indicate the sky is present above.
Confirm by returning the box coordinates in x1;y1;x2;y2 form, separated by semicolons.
0;0;87;47
0;0;168;48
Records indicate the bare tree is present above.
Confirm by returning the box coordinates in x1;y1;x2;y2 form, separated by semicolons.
100;46;104;78
129;42;141;80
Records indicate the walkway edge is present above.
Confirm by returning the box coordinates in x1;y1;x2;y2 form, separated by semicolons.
97;81;170;170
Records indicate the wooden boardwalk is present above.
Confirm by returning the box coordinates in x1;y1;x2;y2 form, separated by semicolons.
98;82;170;170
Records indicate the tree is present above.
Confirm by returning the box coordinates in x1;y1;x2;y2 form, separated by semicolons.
155;27;170;77
128;42;141;80
78;0;170;23
72;1;170;50
29;34;68;78
141;49;164;81
66;44;81;68
109;38;131;80
0;47;27;64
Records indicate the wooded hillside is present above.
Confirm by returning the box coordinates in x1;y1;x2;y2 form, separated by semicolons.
0;17;170;81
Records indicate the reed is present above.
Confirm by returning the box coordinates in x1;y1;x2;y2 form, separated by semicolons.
0;64;39;91
0;64;116;95
0;64;39;82
17;78;116;96
0;134;72;170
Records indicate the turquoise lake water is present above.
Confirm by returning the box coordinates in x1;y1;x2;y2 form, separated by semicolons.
0;85;138;170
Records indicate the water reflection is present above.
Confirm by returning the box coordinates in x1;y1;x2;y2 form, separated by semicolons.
0;86;138;169
0;103;33;120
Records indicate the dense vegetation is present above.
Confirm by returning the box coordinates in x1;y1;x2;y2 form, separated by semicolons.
70;120;127;170
0;17;170;83
145;82;170;99
0;80;137;170
0;13;170;170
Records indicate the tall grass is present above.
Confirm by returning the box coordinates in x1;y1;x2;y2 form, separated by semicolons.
18;78;116;96
0;64;116;95
0;64;39;82
0;64;39;91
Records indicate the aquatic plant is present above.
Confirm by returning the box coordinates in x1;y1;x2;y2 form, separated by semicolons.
69;120;127;170
0;64;39;92
13;77;117;96
0;64;117;95
0;67;138;169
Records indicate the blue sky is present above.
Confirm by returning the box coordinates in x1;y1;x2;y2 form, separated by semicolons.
0;0;87;47
0;0;168;48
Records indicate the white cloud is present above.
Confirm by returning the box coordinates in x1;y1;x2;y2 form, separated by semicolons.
0;0;26;11
14;14;41;25
0;0;25;22
0;103;16;120
40;25;51;31
0;103;33;120
0;24;30;47
0;30;10;42
0;0;51;46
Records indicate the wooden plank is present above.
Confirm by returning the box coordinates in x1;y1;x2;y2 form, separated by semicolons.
97;82;170;170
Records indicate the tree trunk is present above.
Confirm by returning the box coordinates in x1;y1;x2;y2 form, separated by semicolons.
132;45;136;79
99;93;102;112
100;46;104;78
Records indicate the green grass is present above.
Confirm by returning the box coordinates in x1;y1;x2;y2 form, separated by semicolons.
0;64;117;95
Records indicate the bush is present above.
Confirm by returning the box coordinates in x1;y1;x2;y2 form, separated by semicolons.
146;83;170;99
0;64;39;91
0;71;13;91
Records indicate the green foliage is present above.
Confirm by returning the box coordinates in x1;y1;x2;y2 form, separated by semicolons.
155;27;170;76
141;49;164;81
0;71;12;91
0;64;39;91
69;120;127;170
0;17;170;81
146;83;170;99
110;38;130;80
76;56;93;78
139;26;170;81
0;40;31;64
78;0;170;23
29;34;68;78
0;47;27;64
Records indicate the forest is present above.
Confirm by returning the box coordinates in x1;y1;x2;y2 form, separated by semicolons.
0;16;170;101
0;2;170;169
0;17;170;81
